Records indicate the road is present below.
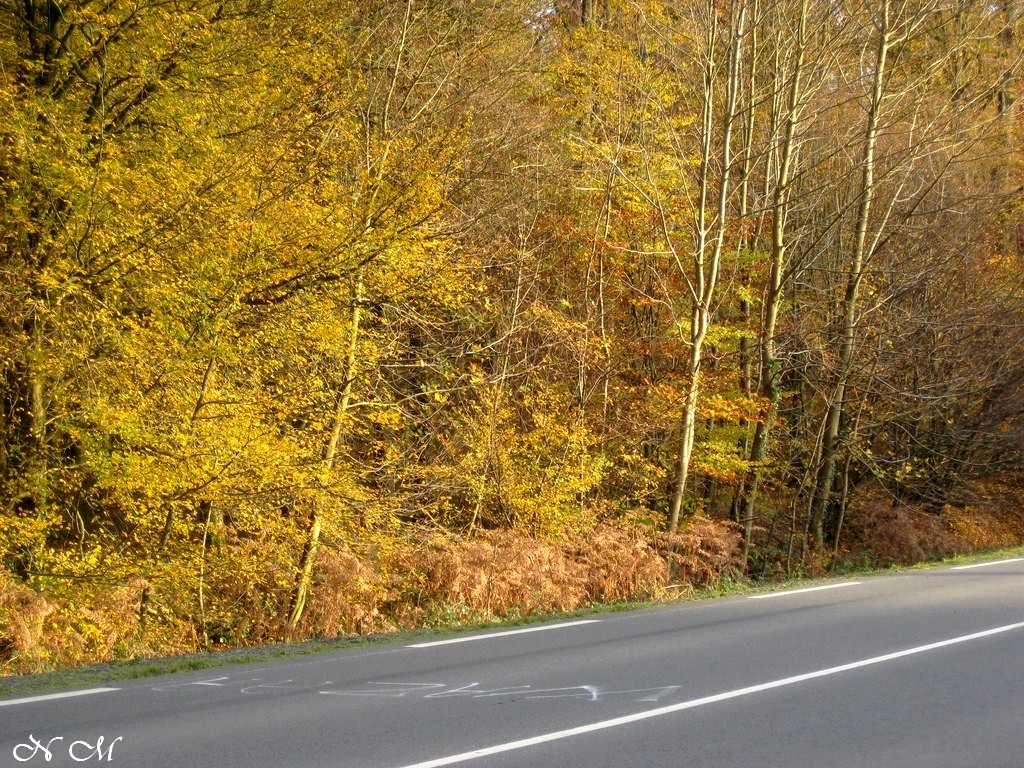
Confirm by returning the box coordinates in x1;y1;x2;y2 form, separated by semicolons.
3;557;1024;767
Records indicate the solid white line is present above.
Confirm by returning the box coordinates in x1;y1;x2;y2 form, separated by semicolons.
406;620;602;648
0;687;120;707
392;620;1024;768
952;557;1024;570
748;581;862;600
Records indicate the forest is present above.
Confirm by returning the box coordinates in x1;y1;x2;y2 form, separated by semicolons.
1;0;1022;673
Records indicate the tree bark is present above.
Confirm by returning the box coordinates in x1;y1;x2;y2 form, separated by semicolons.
288;272;364;629
808;1;890;550
668;0;746;532
739;0;809;569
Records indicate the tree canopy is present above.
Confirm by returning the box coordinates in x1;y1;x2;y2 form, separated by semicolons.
2;0;1022;671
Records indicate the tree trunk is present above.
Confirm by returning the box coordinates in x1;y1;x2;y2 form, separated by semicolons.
288;272;364;629
738;0;808;568
809;2;890;550
667;0;746;532
668;319;706;532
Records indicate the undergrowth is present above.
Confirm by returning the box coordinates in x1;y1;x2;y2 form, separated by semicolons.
1;515;741;676
4;478;1024;677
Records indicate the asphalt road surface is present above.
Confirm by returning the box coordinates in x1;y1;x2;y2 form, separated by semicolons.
3;557;1024;767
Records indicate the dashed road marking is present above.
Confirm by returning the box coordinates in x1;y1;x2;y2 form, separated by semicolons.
406;620;602;648
0;688;120;708
748;581;862;600
952;558;1024;570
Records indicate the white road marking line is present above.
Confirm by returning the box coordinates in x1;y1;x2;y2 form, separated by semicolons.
748;581;862;599
952;557;1024;570
0;687;120;708
392;620;1024;768
406;620;601;648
